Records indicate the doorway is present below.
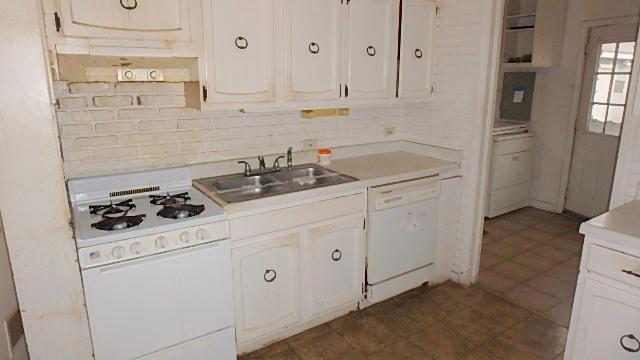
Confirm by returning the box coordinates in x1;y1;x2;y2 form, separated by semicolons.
565;22;639;218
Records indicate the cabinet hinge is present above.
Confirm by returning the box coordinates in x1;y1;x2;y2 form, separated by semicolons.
202;85;208;102
363;218;366;230
430;86;435;94
436;6;440;15
339;84;343;98
345;84;349;98
54;11;61;32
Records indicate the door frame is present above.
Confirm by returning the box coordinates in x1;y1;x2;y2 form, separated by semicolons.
557;16;640;213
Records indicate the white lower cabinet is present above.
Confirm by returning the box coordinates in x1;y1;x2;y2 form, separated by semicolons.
232;233;301;344
230;194;366;350
569;279;640;359
308;217;365;316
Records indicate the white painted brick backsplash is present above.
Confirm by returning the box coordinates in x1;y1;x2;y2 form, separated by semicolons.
93;95;134;107
58;97;88;110
58;110;115;123
118;108;158;120
115;82;156;94
136;120;176;132
94;122;136;134
69;82;111;94
138;95;186;107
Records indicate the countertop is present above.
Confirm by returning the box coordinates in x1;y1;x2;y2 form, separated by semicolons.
326;151;456;181
197;150;460;218
580;200;640;254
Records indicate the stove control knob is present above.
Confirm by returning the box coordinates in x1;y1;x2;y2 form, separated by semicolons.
111;246;126;259
155;236;169;249
195;229;209;241
130;242;144;255
179;232;191;244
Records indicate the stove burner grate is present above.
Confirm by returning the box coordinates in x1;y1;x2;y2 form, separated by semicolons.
157;204;205;219
91;213;146;231
149;192;191;206
89;199;136;216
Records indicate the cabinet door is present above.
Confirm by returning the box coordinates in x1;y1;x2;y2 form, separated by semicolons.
205;0;275;104
59;0;194;42
570;279;640;359
285;0;342;101
398;0;436;98
347;0;399;100
308;217;364;316
232;233;301;343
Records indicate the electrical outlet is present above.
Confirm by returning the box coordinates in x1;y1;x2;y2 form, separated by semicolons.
384;127;396;137
302;139;318;151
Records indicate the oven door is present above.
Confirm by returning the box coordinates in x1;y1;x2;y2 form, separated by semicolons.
82;240;235;360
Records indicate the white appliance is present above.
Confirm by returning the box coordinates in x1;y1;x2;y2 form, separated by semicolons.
486;132;534;218
366;176;440;303
68;168;236;360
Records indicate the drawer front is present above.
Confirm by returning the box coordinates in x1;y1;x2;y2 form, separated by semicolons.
230;193;366;240
493;136;534;156
587;245;640;288
488;182;529;215
492;150;533;190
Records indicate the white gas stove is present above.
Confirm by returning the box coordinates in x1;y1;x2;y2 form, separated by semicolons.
68;168;236;360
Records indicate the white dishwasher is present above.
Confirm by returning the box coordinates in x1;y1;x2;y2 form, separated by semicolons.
367;176;440;303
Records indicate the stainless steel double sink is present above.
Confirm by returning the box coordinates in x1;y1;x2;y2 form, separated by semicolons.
196;164;358;203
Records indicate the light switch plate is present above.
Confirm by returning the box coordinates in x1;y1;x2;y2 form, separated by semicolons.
303;139;318;151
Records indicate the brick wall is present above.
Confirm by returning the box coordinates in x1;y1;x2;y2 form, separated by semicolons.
54;81;403;178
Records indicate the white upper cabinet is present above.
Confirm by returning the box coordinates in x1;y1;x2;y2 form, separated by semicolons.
308;217;364;316
284;0;343;102
398;0;436;99
346;0;399;100
204;0;275;104
53;0;199;44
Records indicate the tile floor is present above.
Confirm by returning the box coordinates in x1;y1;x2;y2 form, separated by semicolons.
240;207;583;360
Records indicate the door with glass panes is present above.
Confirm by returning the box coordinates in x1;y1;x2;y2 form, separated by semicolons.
566;23;638;218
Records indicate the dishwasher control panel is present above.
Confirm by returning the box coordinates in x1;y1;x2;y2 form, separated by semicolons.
370;177;441;211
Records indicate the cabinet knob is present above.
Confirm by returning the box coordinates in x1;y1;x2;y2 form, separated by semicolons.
264;269;277;283
235;36;248;50
415;49;423;59
367;46;376;57
120;0;138;10
620;334;640;353
308;42;320;54
331;249;342;262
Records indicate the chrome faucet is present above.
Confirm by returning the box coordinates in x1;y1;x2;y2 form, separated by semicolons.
237;161;252;176
273;155;285;171
286;147;293;170
257;156;266;171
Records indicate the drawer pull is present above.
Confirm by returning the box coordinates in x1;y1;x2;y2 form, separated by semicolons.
120;0;138;10
263;269;277;283
235;36;248;50
331;249;342;262
622;269;640;279
512;155;520;161
309;42;320;54
620;334;640;353
415;48;423;59
367;46;376;56
384;196;403;204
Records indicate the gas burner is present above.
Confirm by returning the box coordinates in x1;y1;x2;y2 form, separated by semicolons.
149;192;191;206
157;204;205;220
89;199;136;216
91;212;146;231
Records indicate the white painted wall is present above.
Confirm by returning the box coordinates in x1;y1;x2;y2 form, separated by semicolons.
0;0;93;359
528;0;640;211
0;215;27;360
401;0;501;283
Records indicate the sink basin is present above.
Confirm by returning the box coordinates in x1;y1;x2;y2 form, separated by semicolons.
209;175;279;192
196;164;358;203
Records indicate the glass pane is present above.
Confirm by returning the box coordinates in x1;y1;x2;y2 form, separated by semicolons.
589;104;607;133
615;42;636;72
598;43;617;72
605;105;625;136
593;74;611;103
610;74;630;104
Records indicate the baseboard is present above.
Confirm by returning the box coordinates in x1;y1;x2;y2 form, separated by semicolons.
527;198;561;213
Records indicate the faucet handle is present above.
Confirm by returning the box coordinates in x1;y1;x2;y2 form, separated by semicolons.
273;155;286;170
238;161;252;176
